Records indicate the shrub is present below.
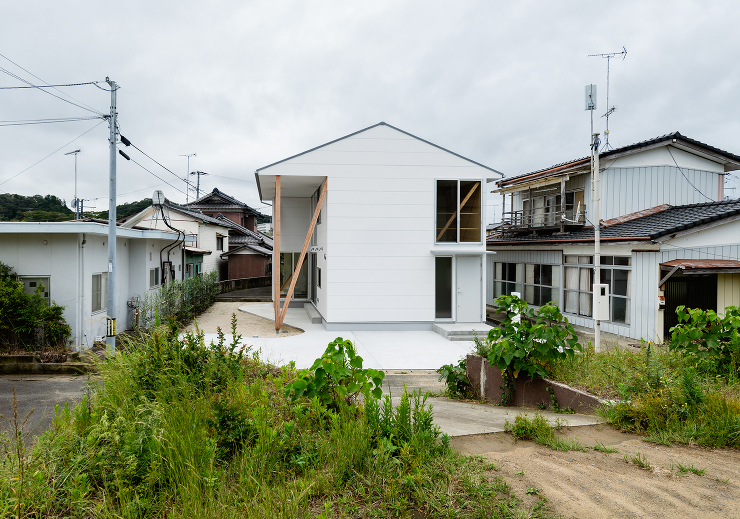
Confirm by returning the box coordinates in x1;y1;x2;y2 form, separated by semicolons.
285;338;384;410
505;412;585;451
437;358;473;398
0;261;71;351
136;271;220;328
669;305;740;377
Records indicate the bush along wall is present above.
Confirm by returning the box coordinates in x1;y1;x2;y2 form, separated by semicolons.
136;271;220;329
0;262;71;351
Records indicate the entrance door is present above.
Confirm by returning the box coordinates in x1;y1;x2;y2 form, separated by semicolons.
456;256;482;322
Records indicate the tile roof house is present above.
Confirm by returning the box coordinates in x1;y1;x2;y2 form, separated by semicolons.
487;133;740;343
185;187;265;231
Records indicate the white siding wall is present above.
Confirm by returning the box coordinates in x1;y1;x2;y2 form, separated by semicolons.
631;251;660;341
600;166;720;221
198;225;230;278
264;124;491;325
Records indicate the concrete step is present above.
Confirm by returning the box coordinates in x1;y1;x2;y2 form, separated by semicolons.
432;323;491;342
303;303;322;324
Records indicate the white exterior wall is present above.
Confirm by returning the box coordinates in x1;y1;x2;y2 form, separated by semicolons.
0;225;182;350
198;224;229;278
262;124;492;326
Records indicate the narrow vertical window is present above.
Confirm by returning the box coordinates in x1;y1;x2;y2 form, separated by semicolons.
435;257;453;319
436;180;458;242
460;180;481;242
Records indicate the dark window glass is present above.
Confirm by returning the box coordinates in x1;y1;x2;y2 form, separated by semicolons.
613;269;629;296
540;264;553;286
436;180;458;242
614;256;631;266
435;257;453;318
601;256;613;265
612;297;628;323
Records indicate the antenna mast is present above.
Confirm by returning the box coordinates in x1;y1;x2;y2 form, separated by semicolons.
588;46;627;150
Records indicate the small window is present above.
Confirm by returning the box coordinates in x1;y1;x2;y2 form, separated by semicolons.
196;263;202;276
216;235;224;251
21;277;50;304
317;267;322;288
150;267;160;288
185;263;194;278
92;273;107;313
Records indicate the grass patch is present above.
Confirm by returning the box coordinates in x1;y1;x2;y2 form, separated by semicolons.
505;413;587;452
625;451;651;469
673;462;705;475
550;343;740;448
591;440;619;453
0;317;551;518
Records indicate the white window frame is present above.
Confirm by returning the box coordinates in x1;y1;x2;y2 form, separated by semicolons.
149;267;160;289
91;273;107;313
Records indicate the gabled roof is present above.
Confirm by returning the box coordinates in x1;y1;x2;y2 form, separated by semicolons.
186;188;264;217
498;132;740;188
487;199;740;245
255;122;503;175
220;243;272;257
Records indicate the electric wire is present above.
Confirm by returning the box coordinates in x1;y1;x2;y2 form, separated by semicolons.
125;154;189;197
0;81;101;89
0;116;103;127
0;53;105;115
0;66;105;116
0;119;105;189
667;147;714;202
121;137;196;189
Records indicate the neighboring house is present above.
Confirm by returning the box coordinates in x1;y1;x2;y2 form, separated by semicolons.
213;214;273;279
121;201;232;280
0;221;182;350
255;122;503;331
185;187;265;231
487;132;740;342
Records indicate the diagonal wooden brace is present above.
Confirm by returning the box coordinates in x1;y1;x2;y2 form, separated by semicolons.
278;178;327;329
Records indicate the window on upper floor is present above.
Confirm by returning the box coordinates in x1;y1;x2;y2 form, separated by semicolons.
216;235;224;251
436;180;481;243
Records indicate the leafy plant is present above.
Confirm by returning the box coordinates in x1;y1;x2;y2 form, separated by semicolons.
674;462;705;475
482;295;580;398
669;305;740;376
206;396;257;462
285;338;384;410
625;451;650;469
0;262;71;351
437;358;472;398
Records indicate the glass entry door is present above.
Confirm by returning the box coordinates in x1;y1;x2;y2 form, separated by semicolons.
310;253;318;304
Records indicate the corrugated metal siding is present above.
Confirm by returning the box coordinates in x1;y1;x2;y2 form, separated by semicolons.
718;273;740;315
600;166;719;221
661;245;740;263
632;251;660;341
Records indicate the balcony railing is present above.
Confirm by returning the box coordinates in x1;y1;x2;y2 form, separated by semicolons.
501;203;586;231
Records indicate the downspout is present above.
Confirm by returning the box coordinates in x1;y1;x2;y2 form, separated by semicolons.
78;233;86;350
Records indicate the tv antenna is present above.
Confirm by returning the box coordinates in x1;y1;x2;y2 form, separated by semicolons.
588;46;627;150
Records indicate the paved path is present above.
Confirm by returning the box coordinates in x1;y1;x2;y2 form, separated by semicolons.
0;374;89;441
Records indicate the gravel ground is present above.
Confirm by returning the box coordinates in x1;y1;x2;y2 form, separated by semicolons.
454;425;740;518
183;302;303;338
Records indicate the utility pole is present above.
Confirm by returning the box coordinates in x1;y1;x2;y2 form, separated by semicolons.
588;47;627;151
585;84;602;351
65;149;81;219
106;77;118;354
179;153;196;203
191;170;208;200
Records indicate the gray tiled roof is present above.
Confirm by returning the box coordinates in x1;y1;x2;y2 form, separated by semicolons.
487;199;740;245
499;132;740;186
186;188;264;217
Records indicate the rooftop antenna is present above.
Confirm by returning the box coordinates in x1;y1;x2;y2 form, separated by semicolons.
588;46;627;151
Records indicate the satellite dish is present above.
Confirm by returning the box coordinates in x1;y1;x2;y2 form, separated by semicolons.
152;190;165;206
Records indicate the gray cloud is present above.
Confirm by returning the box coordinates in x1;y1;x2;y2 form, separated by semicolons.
1;0;738;217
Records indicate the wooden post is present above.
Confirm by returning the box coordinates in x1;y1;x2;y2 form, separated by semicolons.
273;175;281;329
278;178;327;327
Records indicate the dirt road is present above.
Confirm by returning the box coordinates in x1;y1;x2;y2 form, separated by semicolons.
183;302;303;337
453;425;739;518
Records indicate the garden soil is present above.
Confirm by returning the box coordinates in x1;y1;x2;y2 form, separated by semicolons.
182;302;303;337
453;424;740;518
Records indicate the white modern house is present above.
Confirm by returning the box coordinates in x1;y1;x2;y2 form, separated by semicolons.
255;122;503;332
0;221;182;350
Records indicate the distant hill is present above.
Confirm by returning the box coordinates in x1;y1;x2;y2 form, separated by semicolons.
84;198;152;221
0;194;74;222
0;193;152;222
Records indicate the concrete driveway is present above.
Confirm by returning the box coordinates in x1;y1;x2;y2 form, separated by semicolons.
0;374;89;442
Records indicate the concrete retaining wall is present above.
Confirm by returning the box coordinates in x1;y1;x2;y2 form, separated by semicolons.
466;354;603;415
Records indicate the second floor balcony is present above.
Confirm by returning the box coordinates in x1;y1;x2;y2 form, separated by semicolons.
501;203;586;233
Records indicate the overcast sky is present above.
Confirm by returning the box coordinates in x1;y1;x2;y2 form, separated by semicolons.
2;1;739;222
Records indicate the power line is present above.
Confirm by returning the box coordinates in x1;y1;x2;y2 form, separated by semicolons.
120;135;196;188
0;54;105;115
0;116;103;127
0;81;101;89
0;119;105;190
667;147;714;202
125;155;189;197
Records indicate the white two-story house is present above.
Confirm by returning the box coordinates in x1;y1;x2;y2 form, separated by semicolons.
255;122;503;331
